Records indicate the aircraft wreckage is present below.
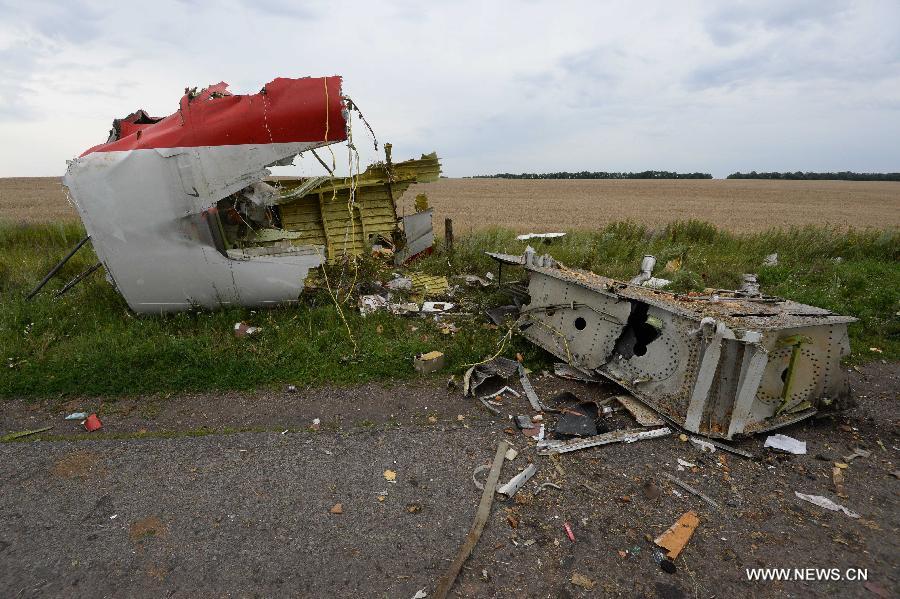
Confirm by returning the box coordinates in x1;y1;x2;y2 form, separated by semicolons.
60;76;440;313
489;250;856;439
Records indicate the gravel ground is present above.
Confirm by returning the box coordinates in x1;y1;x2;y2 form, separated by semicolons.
0;363;897;598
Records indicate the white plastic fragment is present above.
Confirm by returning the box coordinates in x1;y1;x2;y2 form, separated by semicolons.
794;492;859;518
411;589;428;599
764;434;807;455
677;458;696;470
497;464;537;498
64;412;87;421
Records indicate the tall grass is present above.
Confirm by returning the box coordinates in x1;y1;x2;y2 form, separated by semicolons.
1;220;896;399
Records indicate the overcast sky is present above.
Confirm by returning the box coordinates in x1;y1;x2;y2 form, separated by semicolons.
1;0;898;178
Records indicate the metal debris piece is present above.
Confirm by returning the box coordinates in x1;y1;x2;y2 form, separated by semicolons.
534;482;562;496
555;403;598;438
359;295;388;316
485;305;519;326
411;272;449;296
516;232;566;241
843;447;871;463
413;351;445;374
434;441;508;599
478;399;501;416
691;436;753;458
462;275;491;288
1;426;54;442
518;364;543;411
660;473;720;510
615;395;665;426
386;277;413;290
654;511;700;559
763;253;779;266
422;301;455;313
497;464;537;498
553;362;602;383
677;458;696;469
504;447;518;461
509;251;856;439
794;492;860;518
764;434;807;455
538;427;672;455
463;357;520;397
481;386;520;400
689;437;716;453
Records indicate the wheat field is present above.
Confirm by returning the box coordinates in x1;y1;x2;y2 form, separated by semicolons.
3;176;899;232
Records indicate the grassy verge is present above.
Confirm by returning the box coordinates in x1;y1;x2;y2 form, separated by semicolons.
1;220;897;399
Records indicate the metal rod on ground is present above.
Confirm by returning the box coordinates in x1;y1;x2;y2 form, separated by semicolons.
433;440;508;599
53;261;102;299
26;235;91;300
444;218;454;253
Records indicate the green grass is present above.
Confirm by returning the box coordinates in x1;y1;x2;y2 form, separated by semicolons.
1;220;897;399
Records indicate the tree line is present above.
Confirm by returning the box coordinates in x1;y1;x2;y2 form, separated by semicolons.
726;171;900;181
470;170;713;180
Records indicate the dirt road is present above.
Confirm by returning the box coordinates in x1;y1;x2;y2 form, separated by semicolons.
0;364;897;597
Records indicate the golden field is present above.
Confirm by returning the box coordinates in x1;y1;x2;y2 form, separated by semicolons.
3;176;899;232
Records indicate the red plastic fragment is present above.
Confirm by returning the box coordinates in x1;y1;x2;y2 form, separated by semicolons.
83;413;103;432
564;522;576;542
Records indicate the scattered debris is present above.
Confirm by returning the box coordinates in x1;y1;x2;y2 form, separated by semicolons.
433;441;508;599
654;511;700;559
534;482;562;496
383;469;397;483
764;434;807;455
616;395;665;426
763;253;779;266
553;362;602;383
1;426;54;442
563;522;576;542
570;572;595;590
497;464;537;498
843;447;871;463
285;385;297;393
233;322;261;337
478;399;501;416
538;427;671;455
661;472;720;510
64;412;88;421
411;589;428;599
504;447;518;461
413;351;445;374
83;414;103;432
359;295;389;316
692;436;753;458
794;492;859;518
462;275;491;288
386;276;413;291
677;458;696;470
329;503;344;515
516;232;566;241
832;465;847;497
463;356;519;397
628;255;671;288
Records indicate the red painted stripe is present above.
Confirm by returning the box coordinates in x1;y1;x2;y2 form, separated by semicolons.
81;76;347;156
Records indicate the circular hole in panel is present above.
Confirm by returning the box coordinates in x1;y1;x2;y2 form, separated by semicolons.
574;317;587;331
